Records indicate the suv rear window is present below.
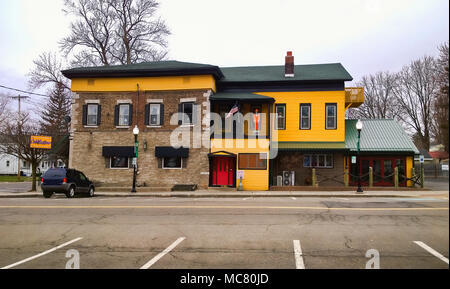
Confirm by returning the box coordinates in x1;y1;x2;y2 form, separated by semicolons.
43;168;66;178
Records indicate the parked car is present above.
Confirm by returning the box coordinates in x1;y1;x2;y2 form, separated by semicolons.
41;168;95;198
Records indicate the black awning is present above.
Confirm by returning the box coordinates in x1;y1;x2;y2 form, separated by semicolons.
102;146;135;157
155;146;189;158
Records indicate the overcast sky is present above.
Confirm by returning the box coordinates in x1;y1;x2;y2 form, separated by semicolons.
0;0;448;110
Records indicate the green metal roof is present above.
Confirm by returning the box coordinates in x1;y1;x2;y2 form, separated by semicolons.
210;92;274;101
220;63;353;82
345;119;420;154
273;142;348;151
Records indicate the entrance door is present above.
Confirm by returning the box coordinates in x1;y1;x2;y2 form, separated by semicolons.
350;156;406;187
212;157;234;186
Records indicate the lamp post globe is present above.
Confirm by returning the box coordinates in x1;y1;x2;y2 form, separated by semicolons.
356;120;363;193
131;125;139;193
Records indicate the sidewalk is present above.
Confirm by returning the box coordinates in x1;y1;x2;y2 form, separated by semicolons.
0;189;448;199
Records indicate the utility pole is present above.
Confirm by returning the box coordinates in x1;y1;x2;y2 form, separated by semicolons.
11;95;29;180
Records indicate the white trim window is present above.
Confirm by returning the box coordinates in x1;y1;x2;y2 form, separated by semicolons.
325;104;337;130
304;154;333;168
87;104;99;126
110;156;130;169
162;157;183;169
181;102;194;125
149;103;162;126
118;104;130;126
275;104;286;130
300;104;311;130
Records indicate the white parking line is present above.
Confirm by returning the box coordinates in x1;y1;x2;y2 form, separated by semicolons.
140;237;186;269
1;237;83;269
414;241;449;264
291;197;297;200
293;240;305;269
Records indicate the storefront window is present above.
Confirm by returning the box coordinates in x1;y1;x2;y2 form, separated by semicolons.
111;156;129;168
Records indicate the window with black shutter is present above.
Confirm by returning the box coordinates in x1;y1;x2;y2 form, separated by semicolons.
83;104;99;126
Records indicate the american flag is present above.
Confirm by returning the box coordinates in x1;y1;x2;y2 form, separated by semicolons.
225;102;239;119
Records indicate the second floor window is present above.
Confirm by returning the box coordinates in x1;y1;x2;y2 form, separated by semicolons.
114;104;132;127
275;104;286;130
300;104;311;130
87;104;99;126
325;103;337;130
180;102;194;125
118;104;130;126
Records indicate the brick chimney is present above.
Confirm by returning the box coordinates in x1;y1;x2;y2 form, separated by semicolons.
285;51;294;77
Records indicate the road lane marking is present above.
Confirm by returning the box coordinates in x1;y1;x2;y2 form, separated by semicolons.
140;237;186;269
1;237;83;269
293;240;305;269
0;205;447;211
414;241;449;264
291;197;297;200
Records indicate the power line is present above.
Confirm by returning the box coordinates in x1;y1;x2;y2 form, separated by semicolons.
0;84;49;98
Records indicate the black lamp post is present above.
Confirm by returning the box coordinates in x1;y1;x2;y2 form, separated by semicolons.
356;120;363;193
131;125;139;193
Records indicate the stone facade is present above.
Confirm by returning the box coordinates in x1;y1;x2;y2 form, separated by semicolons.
70;89;212;188
273;152;345;186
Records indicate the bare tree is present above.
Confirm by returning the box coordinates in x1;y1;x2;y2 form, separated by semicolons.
0;94;10;130
433;42;449;152
394;56;439;151
60;0;170;66
28;52;71;92
348;71;399;119
0;114;47;191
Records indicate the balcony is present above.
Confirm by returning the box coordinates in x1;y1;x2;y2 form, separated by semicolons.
345;87;364;108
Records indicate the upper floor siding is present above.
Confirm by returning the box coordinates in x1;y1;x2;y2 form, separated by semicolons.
259;90;346;143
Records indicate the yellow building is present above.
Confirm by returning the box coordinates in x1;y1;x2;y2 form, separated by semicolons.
62;52;419;191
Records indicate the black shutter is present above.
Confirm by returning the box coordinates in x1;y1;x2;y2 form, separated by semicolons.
82;105;87;125
114;105;119;126
128;104;133;126
144;104;150;125
178;103;183;125
160;104;164;125
97;105;101;125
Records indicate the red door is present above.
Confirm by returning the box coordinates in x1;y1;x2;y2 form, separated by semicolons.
212;157;234;186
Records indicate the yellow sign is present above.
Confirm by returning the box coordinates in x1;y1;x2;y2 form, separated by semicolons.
30;136;52;149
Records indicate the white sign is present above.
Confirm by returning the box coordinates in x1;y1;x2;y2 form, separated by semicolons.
351;156;357;164
132;158;137;166
237;170;245;179
442;165;449;171
419;155;424;163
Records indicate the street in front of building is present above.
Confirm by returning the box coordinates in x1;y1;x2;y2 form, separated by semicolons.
0;195;447;269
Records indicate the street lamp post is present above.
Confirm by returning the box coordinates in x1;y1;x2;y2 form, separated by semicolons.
131;125;139;193
356;120;363;193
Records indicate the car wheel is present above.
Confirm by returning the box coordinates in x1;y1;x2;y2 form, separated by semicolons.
66;186;76;198
43;191;52;198
88;187;95;198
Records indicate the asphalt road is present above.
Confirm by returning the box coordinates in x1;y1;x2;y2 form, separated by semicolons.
0;196;448;269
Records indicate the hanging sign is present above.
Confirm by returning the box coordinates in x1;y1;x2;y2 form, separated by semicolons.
30;136;52;149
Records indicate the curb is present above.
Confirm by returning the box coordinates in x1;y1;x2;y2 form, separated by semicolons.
0;193;421;199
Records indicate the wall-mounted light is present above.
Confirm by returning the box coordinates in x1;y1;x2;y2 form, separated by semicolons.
143;139;148;151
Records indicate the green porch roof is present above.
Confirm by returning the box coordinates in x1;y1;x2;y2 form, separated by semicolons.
220;63;353;82
345;119;420;154
273;142;348;152
210;92;274;101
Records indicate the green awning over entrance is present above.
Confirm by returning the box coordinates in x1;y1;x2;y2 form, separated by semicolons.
210;92;274;101
273;142;348;152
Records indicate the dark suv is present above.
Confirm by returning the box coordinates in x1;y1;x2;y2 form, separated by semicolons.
41;168;95;198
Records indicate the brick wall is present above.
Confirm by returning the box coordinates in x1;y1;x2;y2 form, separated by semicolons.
71;89;211;188
273;152;345;186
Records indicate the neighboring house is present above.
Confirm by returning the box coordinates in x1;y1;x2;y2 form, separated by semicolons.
61;52;419;190
0;151;65;176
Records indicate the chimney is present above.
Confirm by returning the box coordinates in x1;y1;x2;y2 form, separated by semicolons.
285;51;294;77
